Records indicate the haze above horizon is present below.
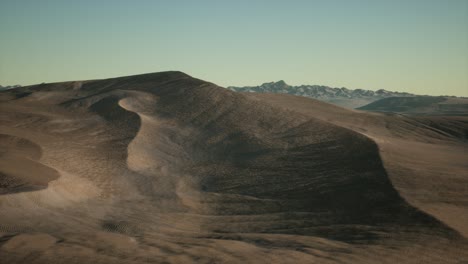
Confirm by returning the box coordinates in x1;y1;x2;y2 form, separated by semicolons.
1;0;467;96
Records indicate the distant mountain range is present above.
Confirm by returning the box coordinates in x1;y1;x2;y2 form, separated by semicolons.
227;81;416;108
0;85;21;91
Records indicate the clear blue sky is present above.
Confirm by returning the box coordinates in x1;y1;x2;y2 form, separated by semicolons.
1;0;467;96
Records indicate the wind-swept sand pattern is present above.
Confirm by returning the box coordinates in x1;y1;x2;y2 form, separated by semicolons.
0;72;467;263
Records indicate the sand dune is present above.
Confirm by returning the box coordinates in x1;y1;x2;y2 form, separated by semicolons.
0;72;467;263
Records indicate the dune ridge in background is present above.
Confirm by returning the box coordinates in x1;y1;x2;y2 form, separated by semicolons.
0;72;467;263
358;96;468;115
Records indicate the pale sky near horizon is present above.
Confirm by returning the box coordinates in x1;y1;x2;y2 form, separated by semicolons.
1;0;467;96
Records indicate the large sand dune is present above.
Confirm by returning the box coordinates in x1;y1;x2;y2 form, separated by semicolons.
0;72;467;263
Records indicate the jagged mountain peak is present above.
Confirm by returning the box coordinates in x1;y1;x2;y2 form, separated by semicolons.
259;80;290;89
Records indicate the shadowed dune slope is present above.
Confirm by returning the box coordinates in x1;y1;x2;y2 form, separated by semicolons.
0;72;467;263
